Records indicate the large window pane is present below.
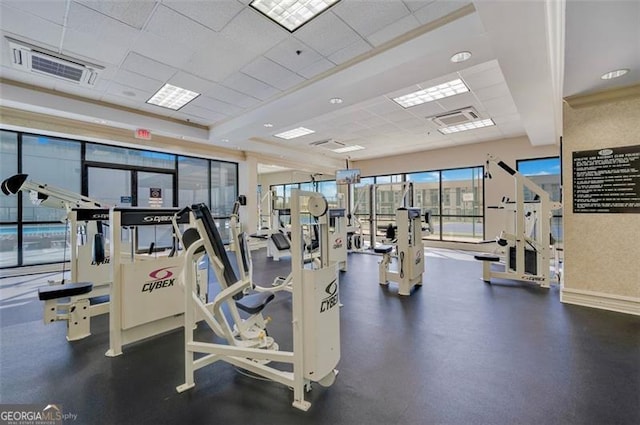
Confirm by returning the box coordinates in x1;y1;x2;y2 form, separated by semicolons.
441;217;484;242
211;162;238;216
408;172;440;216
22;223;68;265
22;135;81;222
317;181;337;204
0;131;18;222
0;225;18;267
440;167;484;242
178;156;209;206
88;167;132;207
86;143;175;169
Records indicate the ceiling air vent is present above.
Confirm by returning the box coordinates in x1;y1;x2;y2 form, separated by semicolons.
431;107;480;127
7;37;103;87
310;139;347;151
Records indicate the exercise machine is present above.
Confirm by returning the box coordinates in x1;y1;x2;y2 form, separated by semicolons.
1;174;110;340
374;207;427;296
328;207;348;272
176;188;340;411
266;207;292;261
105;207;207;357
475;155;562;288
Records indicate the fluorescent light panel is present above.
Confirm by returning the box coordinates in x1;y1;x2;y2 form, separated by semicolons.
332;145;364;153
250;0;340;32
147;84;200;110
393;79;469;108
439;118;495;134
274;127;315;139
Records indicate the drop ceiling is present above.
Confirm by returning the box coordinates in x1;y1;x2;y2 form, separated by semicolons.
0;0;637;168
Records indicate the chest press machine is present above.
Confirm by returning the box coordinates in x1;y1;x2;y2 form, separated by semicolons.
475;155;562;288
1;174;110;341
176;189;340;411
374;207;427;296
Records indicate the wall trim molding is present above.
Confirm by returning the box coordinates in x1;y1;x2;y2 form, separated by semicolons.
561;287;640;316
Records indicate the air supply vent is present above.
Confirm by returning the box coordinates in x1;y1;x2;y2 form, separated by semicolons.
7;37;103;87
310;139;347;151
431;107;480;127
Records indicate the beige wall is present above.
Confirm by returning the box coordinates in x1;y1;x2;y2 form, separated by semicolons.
259;136;559;250
562;93;640;311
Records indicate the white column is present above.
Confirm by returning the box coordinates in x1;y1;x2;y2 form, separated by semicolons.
238;155;259;234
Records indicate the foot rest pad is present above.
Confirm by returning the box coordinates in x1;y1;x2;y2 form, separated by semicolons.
474;254;500;262
374;245;393;254
236;291;275;315
38;282;94;301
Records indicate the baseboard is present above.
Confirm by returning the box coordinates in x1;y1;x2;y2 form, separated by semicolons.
561;287;640;316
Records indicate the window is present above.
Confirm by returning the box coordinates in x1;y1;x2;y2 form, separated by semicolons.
86;143;175;169
0;131;18;222
178;156;209;206
517;157;562;243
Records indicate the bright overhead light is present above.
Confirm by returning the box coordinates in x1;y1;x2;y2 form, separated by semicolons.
329;97;343;104
274;127;315;140
332;145;365;153
264;123;273;128
250;0;341;32
450;51;472;63
600;69;629;80
438;118;495;134
393;79;470;108
221;138;229;143
147;84;200;110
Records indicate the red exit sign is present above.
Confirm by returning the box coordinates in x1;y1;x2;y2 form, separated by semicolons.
135;128;152;140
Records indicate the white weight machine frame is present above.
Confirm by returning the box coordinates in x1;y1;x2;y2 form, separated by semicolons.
1;174;111;340
475;155;562;288
105;207;207;357
374;207;426;296
177;189;340;411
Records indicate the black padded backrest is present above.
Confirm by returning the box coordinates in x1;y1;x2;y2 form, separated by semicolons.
191;204;239;286
238;232;250;274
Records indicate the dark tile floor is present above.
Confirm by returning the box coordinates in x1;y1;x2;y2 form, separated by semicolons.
1;249;638;425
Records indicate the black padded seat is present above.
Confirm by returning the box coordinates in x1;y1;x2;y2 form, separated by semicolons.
270;233;290;251
374;245;393;254
38;282;93;301
236;291;275;315
474;254;500;262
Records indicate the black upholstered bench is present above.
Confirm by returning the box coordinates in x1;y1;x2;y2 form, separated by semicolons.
38;282;94;301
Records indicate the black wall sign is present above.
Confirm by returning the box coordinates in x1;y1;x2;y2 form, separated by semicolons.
573;145;640;213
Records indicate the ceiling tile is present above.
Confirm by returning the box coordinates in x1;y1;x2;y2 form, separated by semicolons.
191;95;242;116
162;0;243;31
297;58;335;79
294;11;364;56
328;38;372;65
61;30;130;65
400;101;446;118
220;8;289;56
113;69;163;93
462;67;505;89
0;65;56;89
130;32;194;69
473;82;511;102
264;39;324;73
241;57;305;91
182;33;257;82
333;0;411;37
2;0;67;25
413;1;471;25
121;52;178;82
367;14;421;47
431;91;476;111
52;82;103;100
403;0;437;13
179;104;228;122
0;6;62;50
205;83;261;109
145;4;217;49
482;97;519;117
104;81;154;102
222;72;280;101
168;71;216;94
75;0;157;29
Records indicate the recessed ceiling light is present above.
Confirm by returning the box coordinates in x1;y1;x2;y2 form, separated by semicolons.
147;83;200;110
450;51;472;63
274;127;315;140
264;123;273;128
329;97;343;104
438;118;495;134
332;145;365;153
600;69;629;80
393;79;470;108
221;138;229;143
250;0;341;32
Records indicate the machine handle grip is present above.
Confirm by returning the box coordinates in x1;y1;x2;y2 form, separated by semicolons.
497;161;516;176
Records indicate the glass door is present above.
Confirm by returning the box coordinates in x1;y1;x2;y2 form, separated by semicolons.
87;167;132;207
